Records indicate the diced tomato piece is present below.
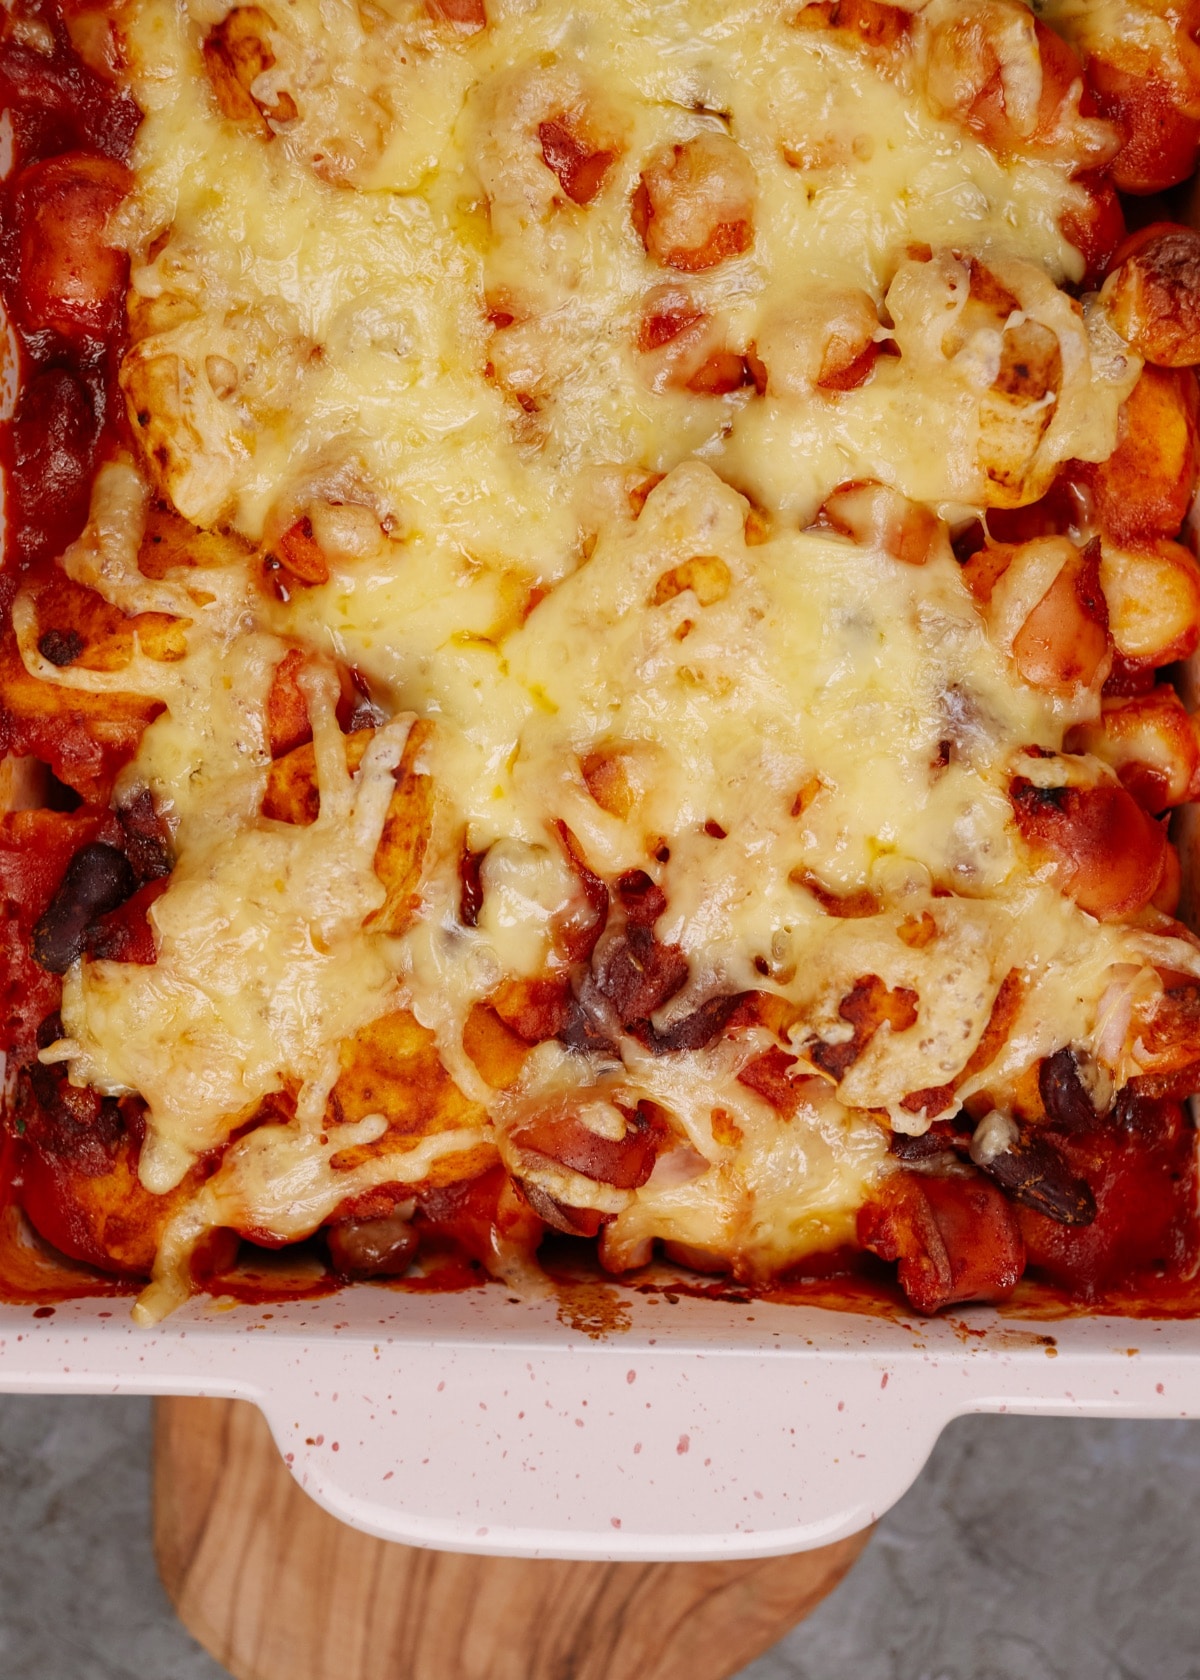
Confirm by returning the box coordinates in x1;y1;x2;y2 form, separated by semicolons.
538;118;617;206
511;1100;667;1191
1021;1100;1197;1295
426;0;485;30
16;152;131;345
858;1170;1025;1313
415;1164;543;1269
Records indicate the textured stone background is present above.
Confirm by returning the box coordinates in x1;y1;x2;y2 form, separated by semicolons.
1;1396;1196;1679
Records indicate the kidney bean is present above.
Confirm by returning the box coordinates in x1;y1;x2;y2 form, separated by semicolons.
976;1127;1097;1226
1039;1048;1100;1134
32;841;135;972
326;1213;419;1279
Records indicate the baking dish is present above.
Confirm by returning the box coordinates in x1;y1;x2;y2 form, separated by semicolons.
5;1276;1200;1560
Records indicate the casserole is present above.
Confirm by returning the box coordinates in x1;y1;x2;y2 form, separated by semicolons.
6;0;1200;1558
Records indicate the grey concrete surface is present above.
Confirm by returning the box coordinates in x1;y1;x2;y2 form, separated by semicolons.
0;1396;1196;1679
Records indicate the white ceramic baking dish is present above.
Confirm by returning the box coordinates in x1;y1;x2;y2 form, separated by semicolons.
2;1278;1199;1560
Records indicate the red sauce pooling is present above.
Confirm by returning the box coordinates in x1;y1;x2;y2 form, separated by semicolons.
0;2;142;1042
0;0;139;582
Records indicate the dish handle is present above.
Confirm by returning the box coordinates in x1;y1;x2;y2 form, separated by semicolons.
251;1338;948;1561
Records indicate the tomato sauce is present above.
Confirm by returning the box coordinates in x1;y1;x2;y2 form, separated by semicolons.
0;0;137;584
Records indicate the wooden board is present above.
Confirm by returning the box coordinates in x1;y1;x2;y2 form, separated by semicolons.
154;1396;873;1680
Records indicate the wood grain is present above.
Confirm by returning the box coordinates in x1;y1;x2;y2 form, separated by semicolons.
154;1396;872;1680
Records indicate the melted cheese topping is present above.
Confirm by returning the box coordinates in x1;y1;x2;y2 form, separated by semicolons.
35;0;1200;1313
64;708;412;1193
116;0;1124;546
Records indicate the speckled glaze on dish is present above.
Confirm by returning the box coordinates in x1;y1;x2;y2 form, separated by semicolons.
3;1285;1199;1560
